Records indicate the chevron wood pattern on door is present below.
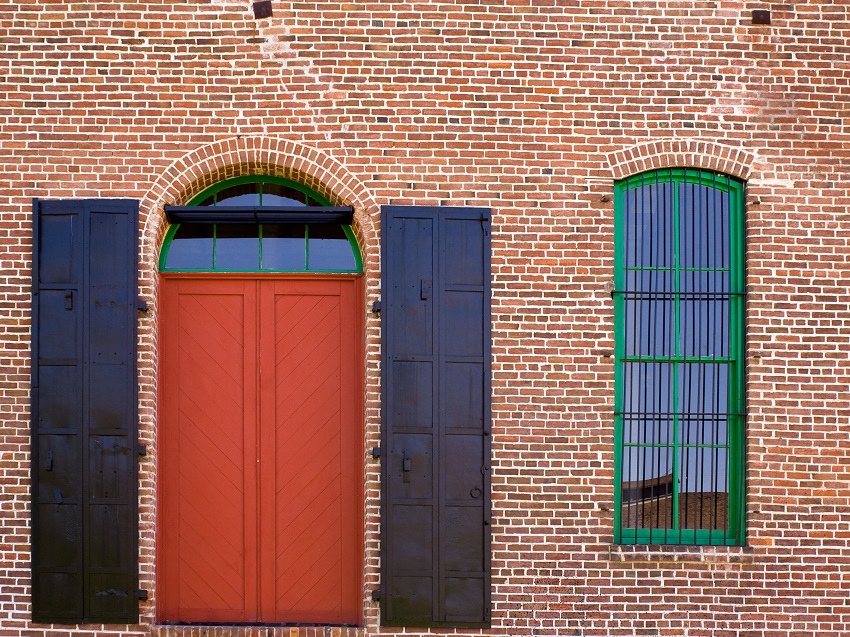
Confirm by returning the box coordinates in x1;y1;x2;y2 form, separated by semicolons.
160;279;258;623
159;276;362;625
268;281;360;623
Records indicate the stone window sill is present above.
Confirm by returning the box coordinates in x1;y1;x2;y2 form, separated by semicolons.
609;543;755;563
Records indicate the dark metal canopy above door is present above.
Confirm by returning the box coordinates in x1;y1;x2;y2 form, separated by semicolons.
163;205;354;225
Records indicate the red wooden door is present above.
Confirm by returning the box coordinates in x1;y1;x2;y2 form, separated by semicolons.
159;275;362;624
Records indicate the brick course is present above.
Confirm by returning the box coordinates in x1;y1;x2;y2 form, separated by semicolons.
2;1;850;636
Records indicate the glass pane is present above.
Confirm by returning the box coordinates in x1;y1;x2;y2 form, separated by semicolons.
215;224;260;270
622;362;673;416
215;183;261;207
680;416;728;447
623;298;675;357
262;183;308;206
679;183;730;270
308;225;357;271
623;416;673;446
679;297;729;358
621;445;674;530
679;270;729;294
678;447;728;530
678;363;729;417
624;181;674;269
625;269;674;293
262;224;306;271
164;224;213;269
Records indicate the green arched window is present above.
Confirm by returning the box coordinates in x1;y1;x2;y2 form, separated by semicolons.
160;176;362;273
613;168;746;546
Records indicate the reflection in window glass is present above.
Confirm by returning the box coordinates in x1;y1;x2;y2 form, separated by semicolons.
678;447;728;530
262;224;306;271
308;224;357;271
262;194;308;207
216;224;260;270
215;184;262;207
621;445;674;530
262;183;308;206
165;224;213;269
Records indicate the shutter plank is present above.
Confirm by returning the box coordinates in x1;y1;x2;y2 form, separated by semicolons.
32;199;85;622
83;202;139;622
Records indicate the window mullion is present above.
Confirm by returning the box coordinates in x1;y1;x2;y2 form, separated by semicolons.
671;173;681;541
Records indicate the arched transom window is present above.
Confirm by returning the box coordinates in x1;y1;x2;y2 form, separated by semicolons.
160;176;362;273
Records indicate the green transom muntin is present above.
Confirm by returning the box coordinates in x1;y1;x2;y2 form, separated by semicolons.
159;175;363;273
612;168;746;547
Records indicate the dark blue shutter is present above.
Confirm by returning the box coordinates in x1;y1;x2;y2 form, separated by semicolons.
380;206;491;627
32;199;139;624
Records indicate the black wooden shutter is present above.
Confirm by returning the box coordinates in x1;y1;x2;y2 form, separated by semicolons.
32;199;139;624
380;205;491;627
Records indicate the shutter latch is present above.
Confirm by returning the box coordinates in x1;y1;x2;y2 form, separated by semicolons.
402;450;411;483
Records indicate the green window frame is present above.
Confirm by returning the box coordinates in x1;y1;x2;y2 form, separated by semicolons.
613;168;746;546
159;175;363;273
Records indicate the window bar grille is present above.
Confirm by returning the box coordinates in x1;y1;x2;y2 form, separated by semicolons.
616;168;743;545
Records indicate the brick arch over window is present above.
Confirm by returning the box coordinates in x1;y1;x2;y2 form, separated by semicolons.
606;139;758;182
139;136;379;285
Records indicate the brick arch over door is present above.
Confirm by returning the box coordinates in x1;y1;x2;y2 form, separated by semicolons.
606;139;759;181
135;139;381;626
138;136;380;292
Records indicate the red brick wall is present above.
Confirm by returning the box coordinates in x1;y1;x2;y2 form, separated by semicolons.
2;1;849;636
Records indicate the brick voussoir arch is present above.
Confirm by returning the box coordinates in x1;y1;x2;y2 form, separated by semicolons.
139;136;380;278
607;139;758;181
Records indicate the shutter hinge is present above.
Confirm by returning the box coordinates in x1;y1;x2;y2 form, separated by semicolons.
138;444;147;457
137;589;149;601
372;446;381;459
371;589;382;602
481;212;491;236
371;300;381;314
137;298;148;312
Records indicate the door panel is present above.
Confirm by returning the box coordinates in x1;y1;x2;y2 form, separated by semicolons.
160;280;257;622
159;276;362;624
264;280;360;624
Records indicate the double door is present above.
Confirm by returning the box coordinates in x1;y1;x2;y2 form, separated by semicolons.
158;275;362;624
